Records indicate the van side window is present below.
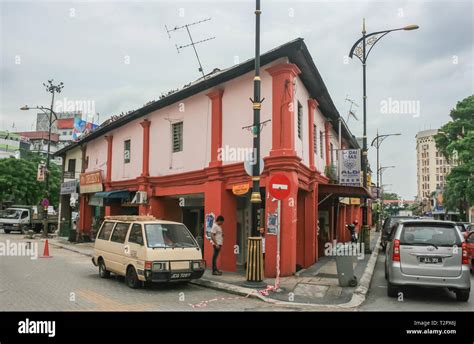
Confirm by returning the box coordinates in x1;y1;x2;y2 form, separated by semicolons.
97;222;115;241
21;211;29;219
111;223;130;244
128;224;144;245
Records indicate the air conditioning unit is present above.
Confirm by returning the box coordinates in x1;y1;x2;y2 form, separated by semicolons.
132;191;148;205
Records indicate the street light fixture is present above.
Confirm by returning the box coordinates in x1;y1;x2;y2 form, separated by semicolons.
378;166;395;226
21;80;64;238
371;131;401;231
348;19;418;250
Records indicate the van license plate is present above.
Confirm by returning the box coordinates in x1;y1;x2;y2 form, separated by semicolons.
419;257;442;264
170;272;191;279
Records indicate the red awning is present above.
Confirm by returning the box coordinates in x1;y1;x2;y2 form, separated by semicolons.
318;183;373;199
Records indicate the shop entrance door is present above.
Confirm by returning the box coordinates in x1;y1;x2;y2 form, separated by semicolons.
236;196;252;266
318;210;329;257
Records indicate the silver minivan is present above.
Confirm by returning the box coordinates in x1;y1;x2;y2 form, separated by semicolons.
385;220;471;301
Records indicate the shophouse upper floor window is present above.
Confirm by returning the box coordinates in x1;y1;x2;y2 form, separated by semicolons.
67;158;76;173
124;139;131;164
319;131;324;158
313;124;317;155
297;102;303;140
172;122;183;153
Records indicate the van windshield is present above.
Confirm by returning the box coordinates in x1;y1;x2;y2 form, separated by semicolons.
144;223;197;248
400;224;461;247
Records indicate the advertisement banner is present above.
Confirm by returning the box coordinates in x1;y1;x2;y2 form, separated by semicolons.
72;117;98;141
338;149;361;186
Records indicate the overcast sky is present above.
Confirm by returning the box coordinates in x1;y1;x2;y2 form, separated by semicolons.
1;0;473;199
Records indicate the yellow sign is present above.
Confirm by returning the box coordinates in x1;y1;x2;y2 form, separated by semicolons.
232;183;250;196
350;198;361;205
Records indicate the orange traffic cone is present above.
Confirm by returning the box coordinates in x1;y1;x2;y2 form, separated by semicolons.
41;239;52;258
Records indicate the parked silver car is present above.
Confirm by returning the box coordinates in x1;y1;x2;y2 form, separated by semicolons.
385;220;471;301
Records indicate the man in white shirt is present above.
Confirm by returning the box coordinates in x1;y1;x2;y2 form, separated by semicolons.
211;215;225;275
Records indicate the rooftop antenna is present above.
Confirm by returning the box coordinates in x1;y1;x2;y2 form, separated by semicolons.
344;96;359;123
165;18;215;77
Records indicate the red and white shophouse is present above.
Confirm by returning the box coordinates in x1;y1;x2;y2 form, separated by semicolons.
56;38;372;278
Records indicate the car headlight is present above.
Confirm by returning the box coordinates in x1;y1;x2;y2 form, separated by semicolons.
152;262;169;272
192;260;205;270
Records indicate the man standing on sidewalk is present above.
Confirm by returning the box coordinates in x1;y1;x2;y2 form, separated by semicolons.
211;215;224;275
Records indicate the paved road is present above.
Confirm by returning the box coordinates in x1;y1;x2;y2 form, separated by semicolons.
0;233;266;311
360;250;474;311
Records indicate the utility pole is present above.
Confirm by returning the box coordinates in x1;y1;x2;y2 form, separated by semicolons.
243;0;266;288
250;0;262;220
42;80;64;238
349;19;418;253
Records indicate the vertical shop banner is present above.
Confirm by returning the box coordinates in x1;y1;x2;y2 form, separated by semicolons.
338;149;361;186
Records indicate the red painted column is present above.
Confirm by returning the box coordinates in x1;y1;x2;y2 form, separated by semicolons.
338;205;346;242
324;121;331;167
206;89;224;167
149;197;166;219
313;182;319;261
266;63;301;157
105;204;121;216
79;194;92;235
304;186;316;267
104;135;114;216
307;99;318;170
264;170;299;277
140;119;151;177
104;135;113;187
204;179;237;272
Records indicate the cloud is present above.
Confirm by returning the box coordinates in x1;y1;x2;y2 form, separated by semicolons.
1;0;472;199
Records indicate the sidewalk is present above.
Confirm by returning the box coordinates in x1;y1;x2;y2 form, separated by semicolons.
48;236;94;257
191;228;381;310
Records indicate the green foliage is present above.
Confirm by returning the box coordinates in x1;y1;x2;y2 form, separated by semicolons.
324;164;338;184
382;192;399;201
0;157;61;207
434;95;474;219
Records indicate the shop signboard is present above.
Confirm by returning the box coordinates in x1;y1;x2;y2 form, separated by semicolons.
80;171;103;193
60;180;77;195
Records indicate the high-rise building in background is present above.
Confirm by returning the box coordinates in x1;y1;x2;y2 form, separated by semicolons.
35;111;82;134
415;129;457;215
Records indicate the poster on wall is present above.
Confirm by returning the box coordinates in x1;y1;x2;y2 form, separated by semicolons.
267;212;278;235
205;212;215;240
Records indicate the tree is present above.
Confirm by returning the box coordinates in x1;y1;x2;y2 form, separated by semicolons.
0;157;61;208
434;95;474;220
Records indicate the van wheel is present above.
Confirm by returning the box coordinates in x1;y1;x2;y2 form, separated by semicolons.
98;259;110;279
387;282;398;298
3;229;10;234
455;290;470;302
126;266;141;289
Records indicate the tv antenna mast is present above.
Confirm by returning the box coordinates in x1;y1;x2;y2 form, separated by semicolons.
165;18;215;77
344;96;359;123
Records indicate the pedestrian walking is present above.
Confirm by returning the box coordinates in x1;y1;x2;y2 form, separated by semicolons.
211;215;224;275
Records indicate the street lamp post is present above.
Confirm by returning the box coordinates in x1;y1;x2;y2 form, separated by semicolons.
348;20;418;251
379;166;395;226
370;131;401;231
21;80;63;238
